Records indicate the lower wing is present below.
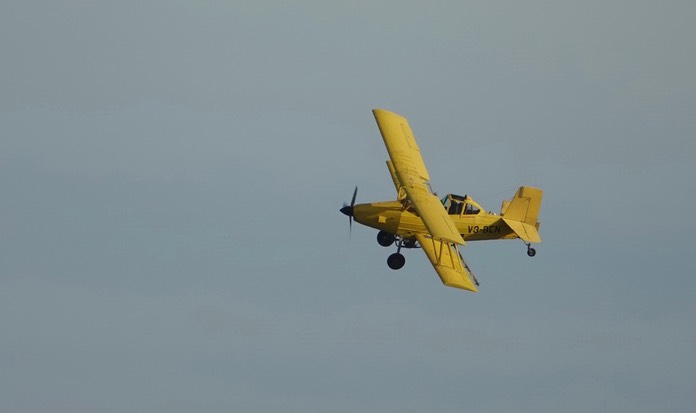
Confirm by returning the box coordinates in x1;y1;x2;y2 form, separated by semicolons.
415;234;478;292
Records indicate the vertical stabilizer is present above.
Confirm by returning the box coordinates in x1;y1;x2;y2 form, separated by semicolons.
501;187;543;243
501;186;543;225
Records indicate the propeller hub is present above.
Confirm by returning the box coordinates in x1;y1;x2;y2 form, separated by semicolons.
340;205;354;217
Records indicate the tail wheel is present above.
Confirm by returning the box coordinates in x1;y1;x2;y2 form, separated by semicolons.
527;247;536;257
387;253;405;270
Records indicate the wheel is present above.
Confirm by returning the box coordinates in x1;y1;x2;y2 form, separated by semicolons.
527;247;536;257
377;230;396;247
387;253;405;270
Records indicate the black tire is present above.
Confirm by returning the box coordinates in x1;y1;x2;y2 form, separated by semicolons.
377;230;395;247
527;248;536;257
387;253;406;270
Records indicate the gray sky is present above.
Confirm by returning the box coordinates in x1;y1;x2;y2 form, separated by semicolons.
2;1;695;412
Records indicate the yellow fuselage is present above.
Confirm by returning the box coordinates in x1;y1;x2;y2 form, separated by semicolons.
353;201;517;241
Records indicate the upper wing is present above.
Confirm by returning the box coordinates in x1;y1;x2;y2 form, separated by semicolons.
415;234;478;292
373;109;465;245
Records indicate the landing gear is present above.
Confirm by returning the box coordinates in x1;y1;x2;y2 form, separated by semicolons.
525;243;537;257
384;236;417;270
377;230;396;247
387;253;405;270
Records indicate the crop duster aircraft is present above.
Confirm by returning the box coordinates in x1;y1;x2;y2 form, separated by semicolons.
340;109;543;292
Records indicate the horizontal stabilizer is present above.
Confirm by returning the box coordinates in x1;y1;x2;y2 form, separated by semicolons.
503;218;541;243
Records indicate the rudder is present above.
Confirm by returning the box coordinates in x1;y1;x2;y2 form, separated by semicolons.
501;186;543;225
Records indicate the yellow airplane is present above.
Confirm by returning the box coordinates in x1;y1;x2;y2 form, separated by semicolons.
340;109;543;292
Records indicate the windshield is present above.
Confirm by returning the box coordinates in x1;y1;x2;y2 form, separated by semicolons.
441;194;481;215
440;195;450;207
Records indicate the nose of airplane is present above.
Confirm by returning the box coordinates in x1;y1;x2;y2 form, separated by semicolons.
341;187;358;235
340;205;353;216
340;186;358;217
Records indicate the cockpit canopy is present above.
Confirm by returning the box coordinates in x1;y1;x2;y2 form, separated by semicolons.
440;194;482;215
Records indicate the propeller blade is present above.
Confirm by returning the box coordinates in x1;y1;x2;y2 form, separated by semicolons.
340;186;358;237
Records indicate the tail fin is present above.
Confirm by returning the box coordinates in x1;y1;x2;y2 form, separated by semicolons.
501;186;543;243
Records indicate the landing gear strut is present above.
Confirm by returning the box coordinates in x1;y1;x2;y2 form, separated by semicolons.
526;243;537;257
386;237;414;270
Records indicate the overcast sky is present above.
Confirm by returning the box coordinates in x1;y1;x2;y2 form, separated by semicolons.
2;1;695;412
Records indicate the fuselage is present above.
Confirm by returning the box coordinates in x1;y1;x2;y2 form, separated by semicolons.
352;201;517;241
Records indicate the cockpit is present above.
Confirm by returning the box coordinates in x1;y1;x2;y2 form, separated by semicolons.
440;194;482;215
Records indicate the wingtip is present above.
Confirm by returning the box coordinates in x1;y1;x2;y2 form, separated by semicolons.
444;280;479;293
372;108;387;119
372;108;405;120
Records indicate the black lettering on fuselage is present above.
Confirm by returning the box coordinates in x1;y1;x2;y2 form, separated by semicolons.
467;225;501;234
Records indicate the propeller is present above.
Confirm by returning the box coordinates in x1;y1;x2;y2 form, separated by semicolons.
340;186;358;235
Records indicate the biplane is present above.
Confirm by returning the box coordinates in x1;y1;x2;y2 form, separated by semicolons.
340;109;543;292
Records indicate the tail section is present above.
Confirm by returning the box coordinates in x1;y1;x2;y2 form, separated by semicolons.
501;186;543;243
